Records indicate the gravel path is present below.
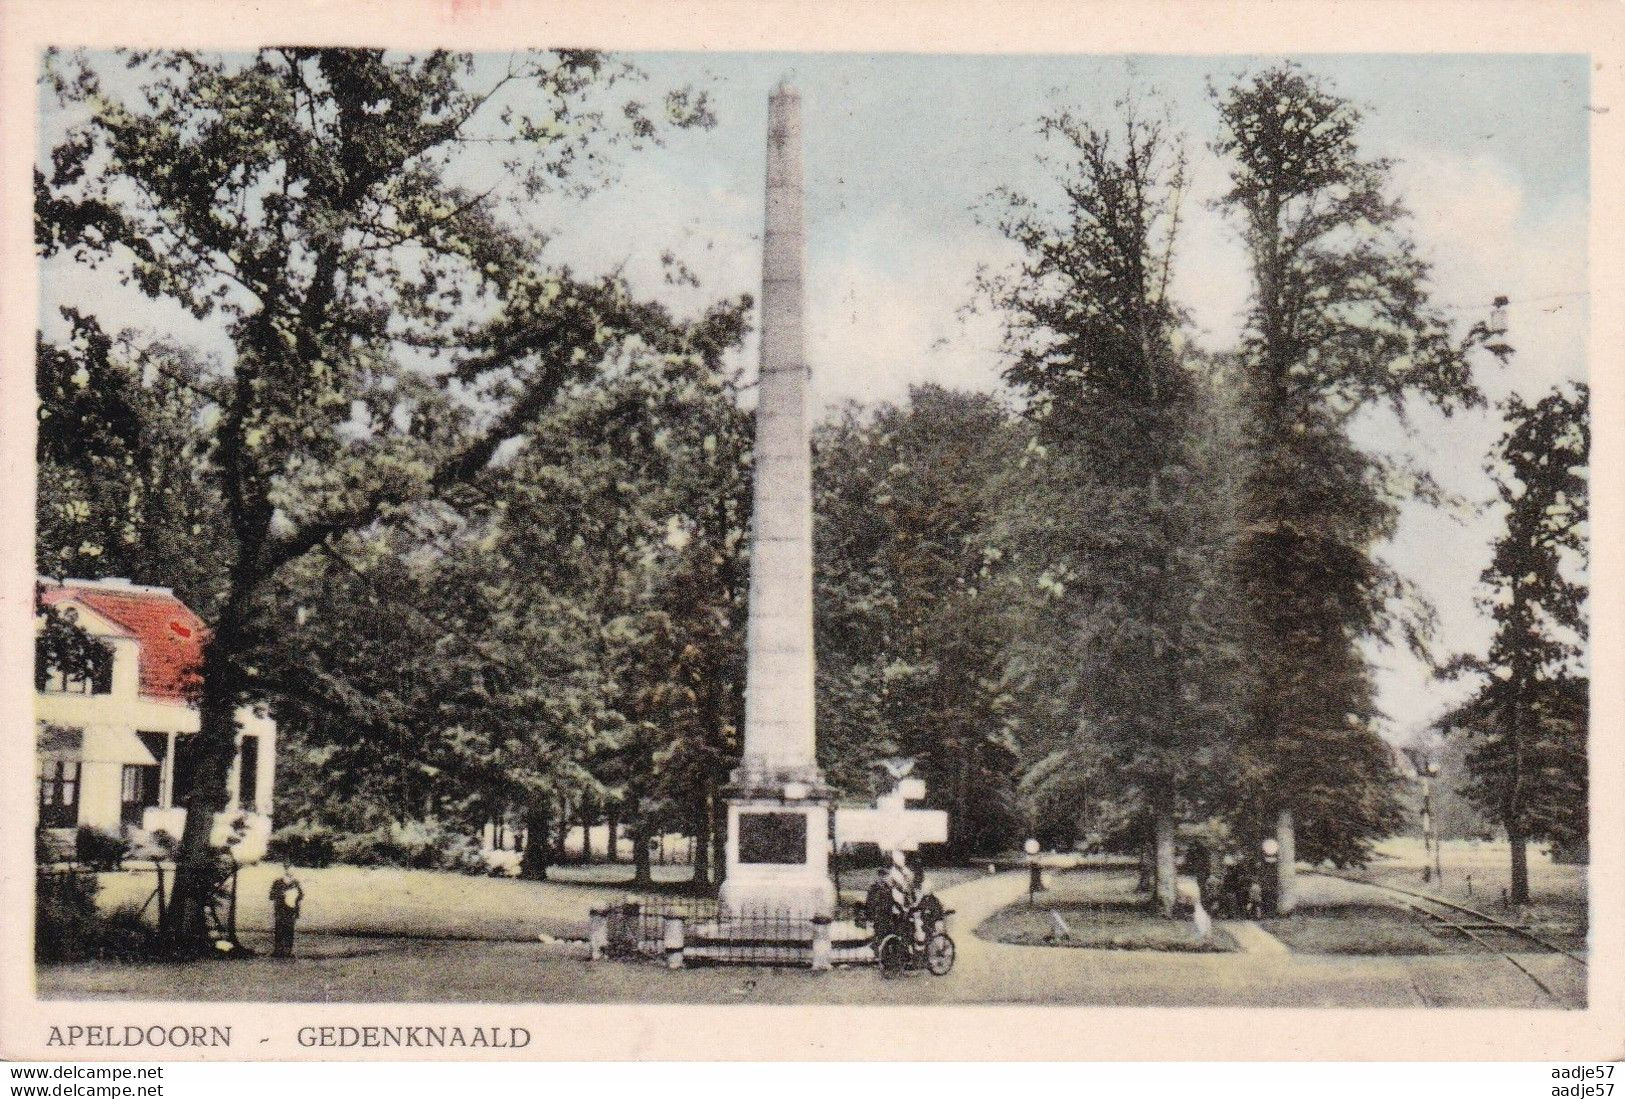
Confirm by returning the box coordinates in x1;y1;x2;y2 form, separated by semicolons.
40;868;1583;1007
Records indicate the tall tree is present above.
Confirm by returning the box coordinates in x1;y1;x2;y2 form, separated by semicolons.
37;48;721;951
1440;383;1589;904
1212;65;1502;903
982;107;1243;914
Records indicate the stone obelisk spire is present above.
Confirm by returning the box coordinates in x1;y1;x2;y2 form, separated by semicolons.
720;82;834;922
737;81;820;791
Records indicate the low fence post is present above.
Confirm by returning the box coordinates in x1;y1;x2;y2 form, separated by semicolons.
664;915;685;970
608;900;640;957
811;915;832;971
588;908;608;961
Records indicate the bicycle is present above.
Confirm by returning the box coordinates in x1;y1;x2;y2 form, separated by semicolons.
874;893;955;978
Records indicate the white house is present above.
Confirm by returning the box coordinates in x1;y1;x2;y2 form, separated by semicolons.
35;577;276;862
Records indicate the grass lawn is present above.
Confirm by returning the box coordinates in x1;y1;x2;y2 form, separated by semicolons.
980;901;1238;952
1261;903;1471;956
975;867;1237;952
83;862;682;942
1351;837;1587;943
1269;838;1589;956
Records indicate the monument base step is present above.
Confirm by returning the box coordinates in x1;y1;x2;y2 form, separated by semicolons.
686;918;868;943
678;942;877;967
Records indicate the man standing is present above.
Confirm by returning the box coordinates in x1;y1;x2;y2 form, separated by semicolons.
269;862;304;958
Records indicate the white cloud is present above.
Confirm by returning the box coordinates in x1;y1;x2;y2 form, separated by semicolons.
1356;147;1588;739
806;214;1015;412
1394;149;1587;402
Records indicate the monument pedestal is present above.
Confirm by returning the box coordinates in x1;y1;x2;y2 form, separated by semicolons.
719;767;835;921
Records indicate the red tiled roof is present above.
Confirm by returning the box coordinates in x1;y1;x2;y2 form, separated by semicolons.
39;582;207;702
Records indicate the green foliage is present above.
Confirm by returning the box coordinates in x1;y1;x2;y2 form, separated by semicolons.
36;871;100;962
35;871;153;963
531;320;753;881
34;596;112;693
1212;64;1493;866
813;386;1027;855
37;47;732;945
256;305;752;885
35;313;225;604
266;821;337;868
329;820;489;874
74;825;130;871
980;105;1245;871
38;51;1583;916
1441;384;1589;855
1210;66;1496;412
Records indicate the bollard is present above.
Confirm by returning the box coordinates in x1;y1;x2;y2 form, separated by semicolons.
811;915;833;971
664;915;685;970
588;908;609;961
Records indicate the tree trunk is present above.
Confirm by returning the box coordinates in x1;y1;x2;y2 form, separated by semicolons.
632;813;653;886
955;750;975;860
580;798;593;861
1509;829;1530;906
1153;812;1177;917
1275;807;1298;915
606;804;620;864
692;796;711;886
712;804;727;887
158;650;242;955
553;796;569;863
518;805;552;881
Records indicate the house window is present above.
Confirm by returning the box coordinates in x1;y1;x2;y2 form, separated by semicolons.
238;736;259;813
36;640;113;695
137;732;169;803
121;763;161;827
39;761;81;829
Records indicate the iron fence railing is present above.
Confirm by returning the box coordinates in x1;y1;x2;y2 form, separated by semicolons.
598;894;847;966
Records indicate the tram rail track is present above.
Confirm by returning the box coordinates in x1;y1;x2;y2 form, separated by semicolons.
1306;869;1585;1002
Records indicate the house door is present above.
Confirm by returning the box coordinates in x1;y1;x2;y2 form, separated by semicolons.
39;761;81;829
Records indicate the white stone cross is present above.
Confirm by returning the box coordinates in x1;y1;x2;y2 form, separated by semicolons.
834;778;948;853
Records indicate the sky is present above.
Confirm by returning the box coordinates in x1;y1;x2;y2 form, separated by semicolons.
549;52;1589;747
40;51;1590;746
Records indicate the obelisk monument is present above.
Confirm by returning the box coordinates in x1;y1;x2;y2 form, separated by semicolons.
718;82;836;921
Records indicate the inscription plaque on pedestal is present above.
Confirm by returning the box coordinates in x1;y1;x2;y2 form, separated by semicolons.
737;812;809;865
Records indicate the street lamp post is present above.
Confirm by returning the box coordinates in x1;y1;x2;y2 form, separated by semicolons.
1024;837;1041;907
1419;764;1432;883
1426;760;1443;885
1260;836;1280;916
